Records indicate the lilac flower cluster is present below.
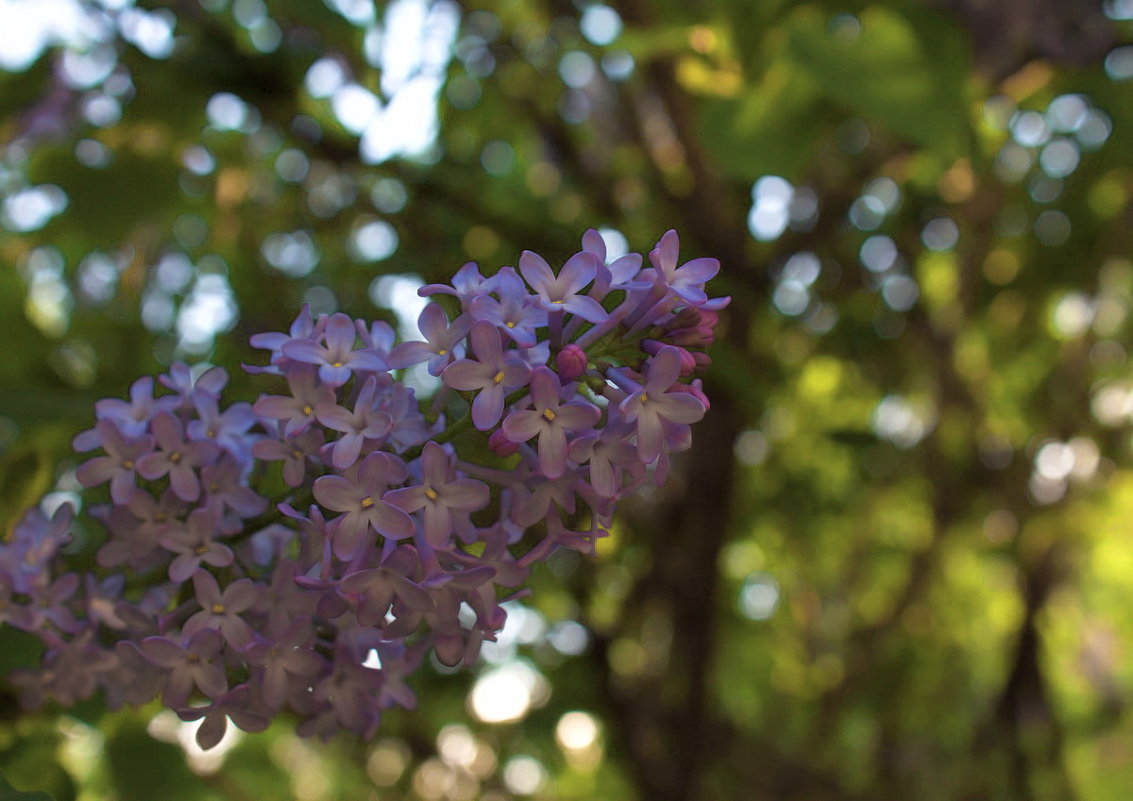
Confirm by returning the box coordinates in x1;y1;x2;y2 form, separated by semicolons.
0;229;725;749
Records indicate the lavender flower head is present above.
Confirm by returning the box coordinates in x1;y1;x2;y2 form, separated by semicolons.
0;228;726;749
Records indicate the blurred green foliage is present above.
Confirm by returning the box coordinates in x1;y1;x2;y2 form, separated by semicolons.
1;0;1133;799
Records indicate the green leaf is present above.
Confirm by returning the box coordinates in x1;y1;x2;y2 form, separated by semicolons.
785;4;971;157
0;770;55;801
700;60;828;181
0;626;44;676
31;149;182;249
0;445;54;543
105;719;202;801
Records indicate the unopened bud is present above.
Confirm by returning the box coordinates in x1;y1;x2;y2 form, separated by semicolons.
664;306;700;330
644;341;696;375
667;325;715;347
489;428;521;457
555;344;588;381
672;378;710;410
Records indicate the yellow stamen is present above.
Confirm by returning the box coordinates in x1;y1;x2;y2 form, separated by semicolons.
302;405;314;415
211;604;226;614
542;408;557;422
169;451;182;463
331;361;344;368
122;460;134;469
361;497;375;508
425;487;439;501
640;392;649;403
493;370;505;384
195;545;210;555
505;321;516;329
437;348;447;356
291;449;304;459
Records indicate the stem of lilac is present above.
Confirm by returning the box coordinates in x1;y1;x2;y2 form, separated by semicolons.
415;533;442;575
621;278;668;331
548;310;563;352
456;460;526;486
346;544;370;575
627;294;680;335
380;535;397;562
427;385;452;421
562;317;582;342
517;534;555;566
575;311;624;349
226;487;315;546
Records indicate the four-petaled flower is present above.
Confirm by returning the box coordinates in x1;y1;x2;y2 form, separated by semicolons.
502;366;601;478
442;320;531;430
159;508;234;583
136;412;219;502
75;420;154;504
182;570;259;650
244;618;326;708
252;364;336;437
618;345;707;463
469;266;547;346
140;628;228;709
388;303;470;375
315;375;394;470
313;452;416;559
518;249;608;322
282;312;388;386
644;229;722;307
385;442;490;548
337;547;435;626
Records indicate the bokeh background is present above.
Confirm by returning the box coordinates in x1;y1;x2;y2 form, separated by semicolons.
1;0;1132;799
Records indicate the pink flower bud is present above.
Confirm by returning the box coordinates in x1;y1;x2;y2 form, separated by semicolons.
489;428;520;457
667;325;715;347
664;307;701;330
555;344;588;381
672;378;710;411
695;310;719;329
644;341;696;375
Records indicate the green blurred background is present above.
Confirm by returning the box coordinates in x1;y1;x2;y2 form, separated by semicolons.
1;0;1132;799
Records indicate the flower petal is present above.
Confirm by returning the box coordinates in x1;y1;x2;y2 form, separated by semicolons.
313;475;360;512
502;410;542;443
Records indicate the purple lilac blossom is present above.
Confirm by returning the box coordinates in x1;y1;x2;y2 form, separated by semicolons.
282;312;388;386
313;452;415;559
0;227;724;750
518;250;608;322
388;303;470;375
136;412;219;502
252;364;336;437
315;375;394;470
469;266;547;347
74;420;153;504
419;261;494;309
442;320;532;430
182;571;259;649
618;346;708;463
140;628;228;708
159;508;234;583
385;442;490;548
502;366;601;479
